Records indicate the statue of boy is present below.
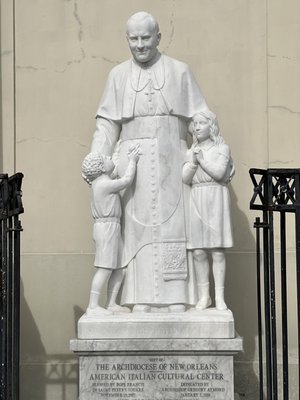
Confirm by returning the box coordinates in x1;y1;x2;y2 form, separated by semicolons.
82;145;140;316
90;11;208;312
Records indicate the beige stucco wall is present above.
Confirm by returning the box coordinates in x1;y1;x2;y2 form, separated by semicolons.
1;1;300;399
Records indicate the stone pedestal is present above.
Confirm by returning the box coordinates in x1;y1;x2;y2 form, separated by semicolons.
71;310;243;400
77;308;235;340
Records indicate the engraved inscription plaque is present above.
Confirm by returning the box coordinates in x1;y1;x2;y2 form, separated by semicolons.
79;354;233;400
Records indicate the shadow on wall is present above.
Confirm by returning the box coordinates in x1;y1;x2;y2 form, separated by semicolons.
227;186;260;400
20;280;78;400
74;305;85;335
20;279;46;399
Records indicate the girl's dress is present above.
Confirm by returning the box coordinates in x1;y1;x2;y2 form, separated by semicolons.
183;143;233;249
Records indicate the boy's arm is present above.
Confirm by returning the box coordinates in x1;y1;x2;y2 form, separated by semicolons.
108;160;137;193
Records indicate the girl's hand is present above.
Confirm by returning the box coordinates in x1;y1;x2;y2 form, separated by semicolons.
192;151;198;165
196;149;204;162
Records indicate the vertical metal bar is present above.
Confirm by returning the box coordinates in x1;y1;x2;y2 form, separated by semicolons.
13;216;21;400
1;180;9;400
280;211;289;400
294;174;300;400
7;214;13;400
269;210;278;400
255;217;264;400
0;216;5;400
263;209;272;400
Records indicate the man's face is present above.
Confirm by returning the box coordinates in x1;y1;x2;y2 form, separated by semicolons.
126;18;161;64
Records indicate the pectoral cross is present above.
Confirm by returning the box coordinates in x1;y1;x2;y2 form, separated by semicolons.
145;80;155;102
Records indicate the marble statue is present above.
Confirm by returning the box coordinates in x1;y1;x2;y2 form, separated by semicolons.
89;11;209;313
74;14;240;400
182;110;235;311
81;145;140;316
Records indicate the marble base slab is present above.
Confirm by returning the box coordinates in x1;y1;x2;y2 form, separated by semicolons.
78;308;235;339
70;336;243;400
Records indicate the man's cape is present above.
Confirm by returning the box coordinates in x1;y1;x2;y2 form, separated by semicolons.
96;54;207;121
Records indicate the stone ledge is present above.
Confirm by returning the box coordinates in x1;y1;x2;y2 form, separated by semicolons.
77;308;235;340
70;335;243;354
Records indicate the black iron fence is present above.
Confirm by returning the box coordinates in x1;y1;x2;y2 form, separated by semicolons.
250;168;300;400
0;173;24;400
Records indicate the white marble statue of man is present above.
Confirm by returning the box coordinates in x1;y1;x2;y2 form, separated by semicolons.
90;11;208;313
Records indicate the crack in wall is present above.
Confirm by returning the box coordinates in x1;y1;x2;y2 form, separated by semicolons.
269;105;300;115
268;159;295;165
16;136;88;148
54;0;85;72
162;6;175;54
73;0;83;42
55;47;86;73
16;65;47;71
91;55;120;65
16;1;86;74
16;52;119;73
268;53;298;61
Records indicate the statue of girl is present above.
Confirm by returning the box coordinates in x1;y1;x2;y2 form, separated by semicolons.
183;110;235;311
